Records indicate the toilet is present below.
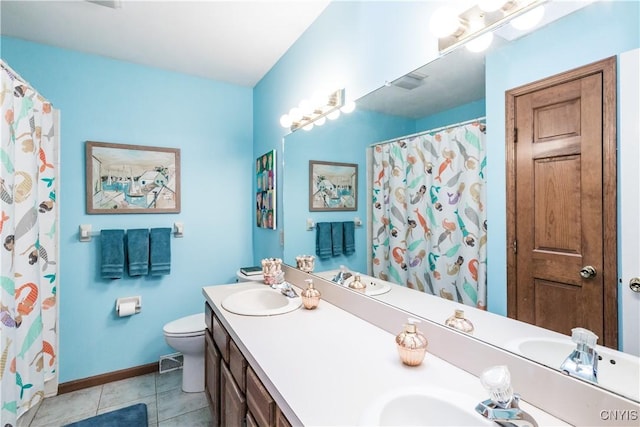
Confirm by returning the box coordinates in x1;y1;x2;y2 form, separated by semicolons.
163;313;206;392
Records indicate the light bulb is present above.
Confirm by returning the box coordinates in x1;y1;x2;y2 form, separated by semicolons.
511;5;544;30
478;0;506;12
327;109;341;120
302;122;314;131
279;114;292;128
340;100;356;114
289;107;302;122
311;90;328;109
299;99;313;115
465;31;493;52
315;116;326;126
429;6;460;38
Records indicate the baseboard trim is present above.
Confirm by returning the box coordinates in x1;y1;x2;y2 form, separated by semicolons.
58;363;158;395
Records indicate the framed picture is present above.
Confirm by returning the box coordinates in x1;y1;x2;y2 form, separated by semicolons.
85;141;180;214
256;150;276;229
309;160;357;211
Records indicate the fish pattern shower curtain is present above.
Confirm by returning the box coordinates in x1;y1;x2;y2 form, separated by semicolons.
1;61;58;425
371;122;487;308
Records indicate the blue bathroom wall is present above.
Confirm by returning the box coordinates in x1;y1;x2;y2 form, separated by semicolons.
485;0;640;316
1;37;254;382
252;1;443;263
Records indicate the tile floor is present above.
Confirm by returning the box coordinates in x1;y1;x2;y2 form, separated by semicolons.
21;369;213;427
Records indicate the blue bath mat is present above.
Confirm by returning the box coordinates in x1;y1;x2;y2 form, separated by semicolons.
64;403;147;427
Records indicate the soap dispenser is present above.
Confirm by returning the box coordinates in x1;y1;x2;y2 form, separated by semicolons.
445;309;475;334
395;318;428;366
301;279;321;310
348;274;367;293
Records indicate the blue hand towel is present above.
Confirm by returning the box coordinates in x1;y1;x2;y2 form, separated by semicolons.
100;229;125;279
127;229;149;276
315;222;332;260
331;222;343;256
343;221;355;255
150;227;171;275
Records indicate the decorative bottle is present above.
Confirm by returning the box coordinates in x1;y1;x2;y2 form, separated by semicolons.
301;279;321;310
445;309;475;334
348;274;367;293
395;318;428;366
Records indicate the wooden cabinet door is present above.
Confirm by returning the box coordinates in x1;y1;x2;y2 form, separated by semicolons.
205;332;220;426
246;366;276;427
220;363;246;427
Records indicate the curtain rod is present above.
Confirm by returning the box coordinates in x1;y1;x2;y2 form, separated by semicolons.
370;116;486;147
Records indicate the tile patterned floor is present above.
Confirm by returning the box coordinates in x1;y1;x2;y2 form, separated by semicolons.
21;370;212;427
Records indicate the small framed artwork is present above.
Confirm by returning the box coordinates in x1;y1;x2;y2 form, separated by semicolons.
256;150;276;229
309;160;357;211
85;141;180;214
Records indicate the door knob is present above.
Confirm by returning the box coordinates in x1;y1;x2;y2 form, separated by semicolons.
580;266;597;279
630;278;640;293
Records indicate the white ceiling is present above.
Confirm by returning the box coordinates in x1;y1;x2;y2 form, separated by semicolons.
0;0;330;87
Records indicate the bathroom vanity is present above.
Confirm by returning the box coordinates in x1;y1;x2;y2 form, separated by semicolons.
202;279;578;426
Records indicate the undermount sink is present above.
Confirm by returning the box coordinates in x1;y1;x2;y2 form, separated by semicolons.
505;336;640;401
221;287;301;316
360;387;493;426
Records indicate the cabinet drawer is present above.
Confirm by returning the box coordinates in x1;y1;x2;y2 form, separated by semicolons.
205;303;213;335
212;314;230;363
229;339;247;393
246;366;276;427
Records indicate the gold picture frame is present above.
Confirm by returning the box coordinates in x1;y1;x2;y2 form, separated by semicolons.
85;141;181;214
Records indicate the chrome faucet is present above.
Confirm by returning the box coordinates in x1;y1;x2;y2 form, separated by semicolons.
270;271;298;298
560;327;598;383
332;265;352;285
475;365;538;427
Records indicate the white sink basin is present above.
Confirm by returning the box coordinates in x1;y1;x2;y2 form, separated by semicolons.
505;336;640;401
360;387;493;426
221;287;301;316
343;275;391;296
315;270;392;296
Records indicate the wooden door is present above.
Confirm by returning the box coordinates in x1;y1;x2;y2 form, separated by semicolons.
506;57;617;347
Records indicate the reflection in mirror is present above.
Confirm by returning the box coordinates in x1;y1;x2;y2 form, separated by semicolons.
282;0;639;402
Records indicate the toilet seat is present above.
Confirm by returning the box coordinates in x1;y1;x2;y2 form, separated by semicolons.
163;313;206;338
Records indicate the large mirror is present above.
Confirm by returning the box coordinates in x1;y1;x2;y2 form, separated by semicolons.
282;0;639;402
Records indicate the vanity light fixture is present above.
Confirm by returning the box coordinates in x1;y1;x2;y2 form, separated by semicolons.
432;0;547;54
280;88;354;132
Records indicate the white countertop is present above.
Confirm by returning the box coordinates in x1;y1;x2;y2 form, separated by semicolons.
203;282;569;426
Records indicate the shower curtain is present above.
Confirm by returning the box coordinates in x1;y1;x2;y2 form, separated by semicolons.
1;61;59;425
371;121;487;308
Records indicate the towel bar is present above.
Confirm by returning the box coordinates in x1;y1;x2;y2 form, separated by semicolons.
78;223;185;241
306;217;362;230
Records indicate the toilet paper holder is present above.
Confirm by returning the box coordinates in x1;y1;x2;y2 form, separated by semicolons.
115;296;142;316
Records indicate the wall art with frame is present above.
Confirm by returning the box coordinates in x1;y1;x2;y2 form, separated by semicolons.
256;149;276;229
85;141;181;214
309;160;357;211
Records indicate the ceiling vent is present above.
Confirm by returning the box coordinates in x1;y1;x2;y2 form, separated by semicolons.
392;71;428;90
